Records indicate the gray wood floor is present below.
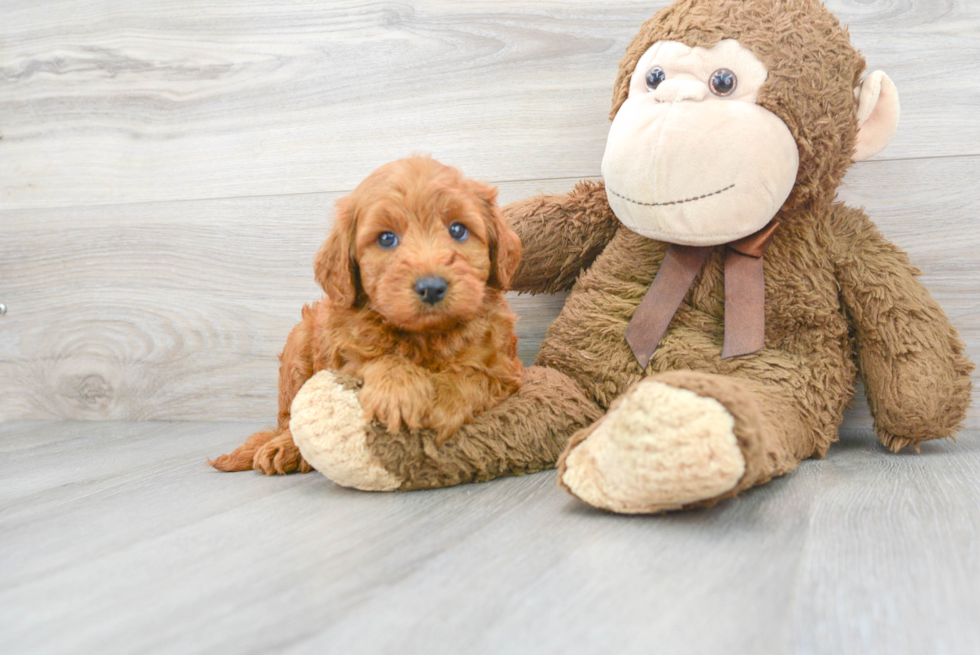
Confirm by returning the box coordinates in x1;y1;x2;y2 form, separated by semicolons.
3;1;980;653
2;420;978;655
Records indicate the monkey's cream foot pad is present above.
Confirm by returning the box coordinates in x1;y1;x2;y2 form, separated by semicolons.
560;380;745;513
290;370;403;491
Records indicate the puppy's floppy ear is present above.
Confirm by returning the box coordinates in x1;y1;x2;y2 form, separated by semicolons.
314;197;360;307
471;180;522;290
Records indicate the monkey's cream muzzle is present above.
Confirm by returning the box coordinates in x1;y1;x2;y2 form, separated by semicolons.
601;40;799;246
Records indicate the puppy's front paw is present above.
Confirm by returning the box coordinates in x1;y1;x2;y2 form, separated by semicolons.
290;371;403;491
426;405;468;447
359;378;431;433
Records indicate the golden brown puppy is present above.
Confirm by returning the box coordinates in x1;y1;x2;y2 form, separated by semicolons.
211;156;524;475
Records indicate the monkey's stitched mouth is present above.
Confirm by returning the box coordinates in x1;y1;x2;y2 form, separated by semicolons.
608;183;735;207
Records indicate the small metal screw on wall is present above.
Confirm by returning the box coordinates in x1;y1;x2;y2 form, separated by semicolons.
0;304;6;315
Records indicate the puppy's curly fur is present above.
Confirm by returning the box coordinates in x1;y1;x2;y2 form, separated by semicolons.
211;157;524;474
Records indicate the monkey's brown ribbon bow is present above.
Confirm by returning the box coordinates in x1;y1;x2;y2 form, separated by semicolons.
624;220;779;369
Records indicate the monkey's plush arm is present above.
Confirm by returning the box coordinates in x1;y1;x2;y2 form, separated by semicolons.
830;205;973;451
504;180;620;294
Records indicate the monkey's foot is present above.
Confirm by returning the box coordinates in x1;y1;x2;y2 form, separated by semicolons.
558;379;745;514
289;370;403;491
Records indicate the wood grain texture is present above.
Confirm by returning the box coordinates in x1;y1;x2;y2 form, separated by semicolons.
0;179;572;421
1;0;979;209
2;157;977;424
1;420;978;654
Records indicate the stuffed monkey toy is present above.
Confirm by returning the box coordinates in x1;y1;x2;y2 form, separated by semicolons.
289;0;973;513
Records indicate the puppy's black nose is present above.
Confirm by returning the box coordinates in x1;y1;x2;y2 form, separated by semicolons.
414;276;448;305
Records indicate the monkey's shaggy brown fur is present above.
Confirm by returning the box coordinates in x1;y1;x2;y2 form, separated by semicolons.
211;157;523;474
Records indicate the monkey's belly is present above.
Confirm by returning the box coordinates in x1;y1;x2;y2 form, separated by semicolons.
536;248;855;415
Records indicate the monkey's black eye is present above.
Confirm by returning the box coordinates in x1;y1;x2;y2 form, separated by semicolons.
377;232;399;249
645;66;666;90
709;69;737;96
448;222;469;242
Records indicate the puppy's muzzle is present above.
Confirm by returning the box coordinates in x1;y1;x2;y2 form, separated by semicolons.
414;276;449;305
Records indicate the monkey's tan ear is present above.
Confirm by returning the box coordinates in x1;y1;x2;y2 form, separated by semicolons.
853;71;900;162
314;197;360;307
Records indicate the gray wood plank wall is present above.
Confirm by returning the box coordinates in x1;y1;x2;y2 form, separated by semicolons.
2;0;978;425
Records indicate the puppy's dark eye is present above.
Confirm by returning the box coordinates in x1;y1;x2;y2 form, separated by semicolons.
377;232;399;249
448;222;469;242
709;68;737;96
646;66;666;90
